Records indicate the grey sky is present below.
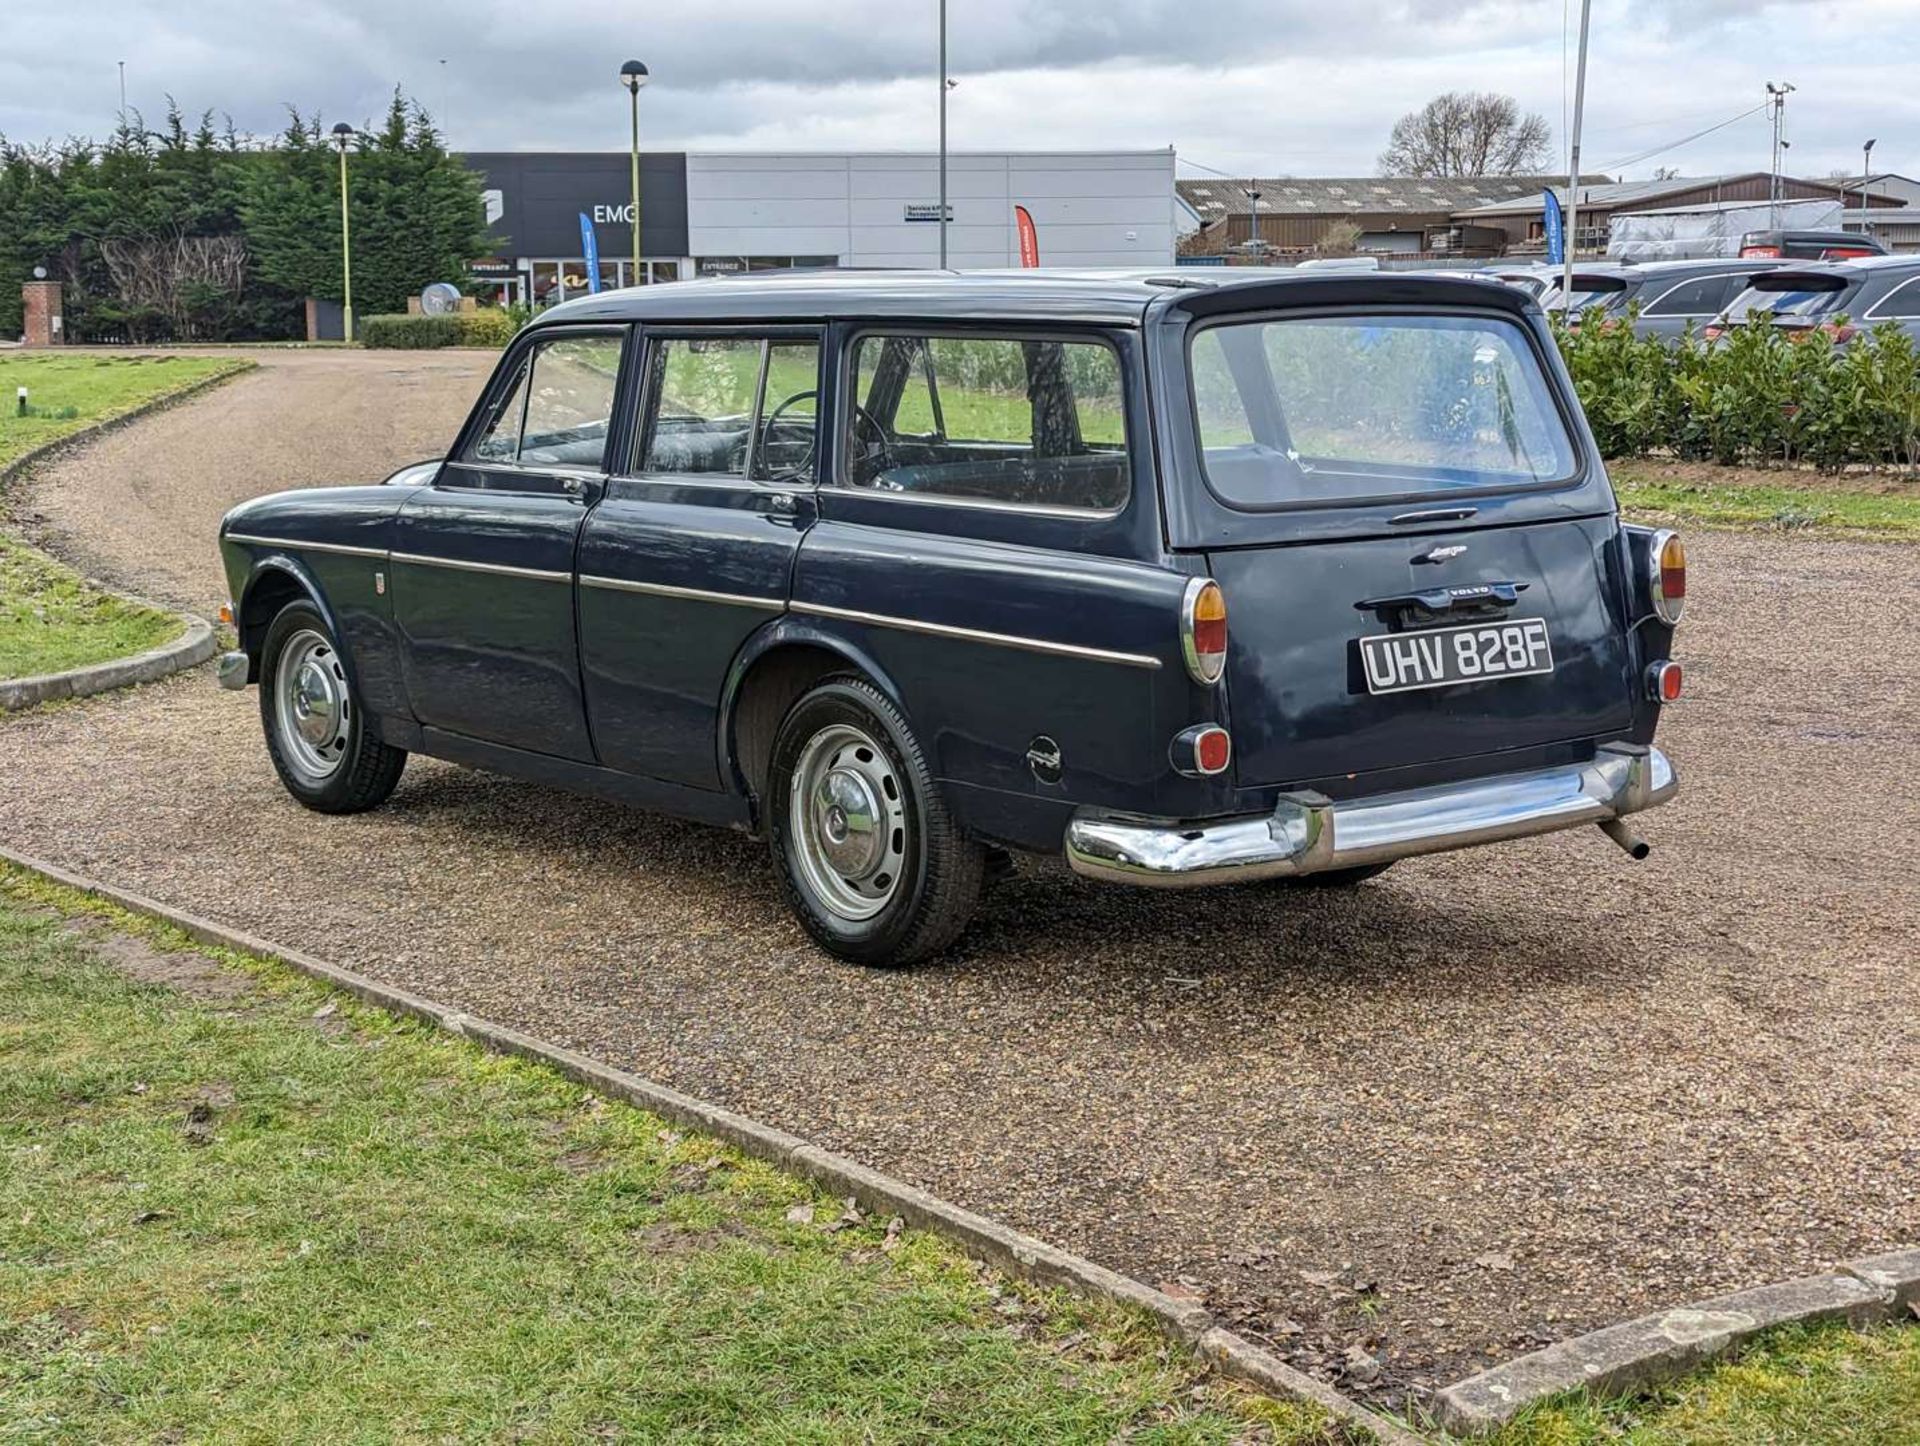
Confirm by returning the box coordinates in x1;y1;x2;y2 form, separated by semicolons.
3;0;1913;183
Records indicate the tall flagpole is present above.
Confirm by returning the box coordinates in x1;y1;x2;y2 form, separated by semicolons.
1563;0;1592;300
938;0;949;269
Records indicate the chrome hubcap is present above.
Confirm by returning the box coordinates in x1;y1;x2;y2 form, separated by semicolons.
273;630;350;783
790;723;908;922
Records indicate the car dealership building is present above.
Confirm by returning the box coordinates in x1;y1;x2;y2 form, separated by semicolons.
458;149;1178;305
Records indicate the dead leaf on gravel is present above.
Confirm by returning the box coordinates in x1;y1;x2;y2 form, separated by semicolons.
1158;1278;1207;1304
1475;1252;1516;1272
1300;1269;1351;1294
783;1203;815;1226
1343;1344;1382;1383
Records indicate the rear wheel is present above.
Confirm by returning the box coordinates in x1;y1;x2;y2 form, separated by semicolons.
767;677;984;967
259;602;406;814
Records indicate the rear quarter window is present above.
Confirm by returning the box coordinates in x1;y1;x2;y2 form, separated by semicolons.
1189;312;1578;510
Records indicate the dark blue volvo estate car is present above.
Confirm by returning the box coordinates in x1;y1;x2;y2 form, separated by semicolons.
217;271;1685;966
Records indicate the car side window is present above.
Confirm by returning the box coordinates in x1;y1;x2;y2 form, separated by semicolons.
642;336;822;481
469;358;532;462
1867;277;1920;319
465;333;623;468
845;333;1129;512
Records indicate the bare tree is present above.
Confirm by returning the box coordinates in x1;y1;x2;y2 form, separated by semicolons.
1378;92;1553;177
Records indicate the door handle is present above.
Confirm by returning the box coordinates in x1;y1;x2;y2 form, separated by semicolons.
766;492;797;516
1356;581;1529;620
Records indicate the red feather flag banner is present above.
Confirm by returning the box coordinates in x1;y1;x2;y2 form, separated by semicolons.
1014;205;1040;268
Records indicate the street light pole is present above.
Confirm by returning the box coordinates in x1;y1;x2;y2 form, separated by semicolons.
1563;0;1592;302
1862;138;1877;231
620;60;650;284
331;123;355;341
1765;81;1794;224
938;0;949;269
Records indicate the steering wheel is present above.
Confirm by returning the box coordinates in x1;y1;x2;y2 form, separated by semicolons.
757;389;820;483
847;403;897;486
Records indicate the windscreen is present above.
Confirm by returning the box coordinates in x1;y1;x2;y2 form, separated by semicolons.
1722;274;1857;323
1190;313;1578;509
1545;276;1631;313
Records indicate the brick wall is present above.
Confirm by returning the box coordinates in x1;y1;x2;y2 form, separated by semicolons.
21;280;63;347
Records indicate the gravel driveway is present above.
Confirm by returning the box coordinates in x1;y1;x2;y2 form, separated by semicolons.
3;350;1916;1404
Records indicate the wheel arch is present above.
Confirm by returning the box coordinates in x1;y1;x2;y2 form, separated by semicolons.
237;557;347;686
717;619;908;823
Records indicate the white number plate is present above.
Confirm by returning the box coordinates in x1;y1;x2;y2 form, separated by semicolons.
1359;618;1554;695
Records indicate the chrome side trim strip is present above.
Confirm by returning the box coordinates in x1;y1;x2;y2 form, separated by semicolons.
792;601;1162;670
224;533;388;560
1065;742;1678;888
579;574;784;610
389;551;571;583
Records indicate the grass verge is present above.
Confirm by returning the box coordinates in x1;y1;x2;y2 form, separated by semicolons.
0;353;246;684
0;538;179;682
1613;462;1920;542
0;868;1341;1443
1486;1319;1920;1445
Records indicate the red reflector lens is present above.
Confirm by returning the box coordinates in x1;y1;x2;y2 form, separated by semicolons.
1195;727;1231;774
1647;661;1684;704
1740;245;1781;258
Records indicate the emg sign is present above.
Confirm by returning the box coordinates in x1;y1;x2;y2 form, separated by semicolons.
592;203;636;225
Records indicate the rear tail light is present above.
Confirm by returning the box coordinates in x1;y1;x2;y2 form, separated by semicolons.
1820;322;1858;343
1821;247;1875;260
1649;529;1687;625
1703;324;1724;342
1181;578;1228;685
1740;244;1782;258
1646;660;1684;704
1172;724;1232;777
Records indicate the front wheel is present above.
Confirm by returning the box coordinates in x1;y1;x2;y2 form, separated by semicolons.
259;602;406;814
767;677;984;967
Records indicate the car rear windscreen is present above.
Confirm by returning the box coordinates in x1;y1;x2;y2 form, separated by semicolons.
1189;313;1579;510
1722;273;1859;323
1546;276;1632;313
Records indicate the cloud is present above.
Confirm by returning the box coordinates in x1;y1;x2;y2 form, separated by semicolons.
0;0;1912;182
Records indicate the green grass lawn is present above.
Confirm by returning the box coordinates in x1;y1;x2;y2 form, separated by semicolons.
1484;1320;1920;1445
0;353;246;683
0;539;179;682
0;353;248;473
0;871;1338;1444
1612;464;1920;542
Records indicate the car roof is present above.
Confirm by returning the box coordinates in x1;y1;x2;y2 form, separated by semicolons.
531;266;1532;331
1745;255;1920;286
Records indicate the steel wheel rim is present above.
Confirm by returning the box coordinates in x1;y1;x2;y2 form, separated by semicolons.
789;722;908;923
273;629;350;784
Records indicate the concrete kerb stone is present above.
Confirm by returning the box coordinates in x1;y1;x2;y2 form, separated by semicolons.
0;844;1416;1446
0;607;217;711
1842;1248;1920;1314
1434;1268;1904;1435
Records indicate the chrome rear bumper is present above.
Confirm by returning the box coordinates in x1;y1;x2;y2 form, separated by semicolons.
1065;743;1677;888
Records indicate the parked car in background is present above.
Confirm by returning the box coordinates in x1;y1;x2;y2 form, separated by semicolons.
1480;263;1558;300
1545;258;1788;340
1738;229;1887;261
215;271;1683;967
1709;255;1920;344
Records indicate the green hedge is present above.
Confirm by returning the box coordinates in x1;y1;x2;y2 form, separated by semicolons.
360;309;523;350
1555;311;1920;470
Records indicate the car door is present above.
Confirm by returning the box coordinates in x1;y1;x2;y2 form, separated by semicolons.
576;327;822;787
393;326;628;762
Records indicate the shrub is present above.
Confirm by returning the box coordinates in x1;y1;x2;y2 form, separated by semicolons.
359;310;525;350
1553;310;1920;471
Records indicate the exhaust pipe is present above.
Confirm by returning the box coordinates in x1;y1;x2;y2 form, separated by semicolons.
1598;818;1651;860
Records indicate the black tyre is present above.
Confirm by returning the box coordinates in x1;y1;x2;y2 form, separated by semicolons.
1288;862;1395;888
767;676;984;967
258;601;406;814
